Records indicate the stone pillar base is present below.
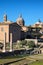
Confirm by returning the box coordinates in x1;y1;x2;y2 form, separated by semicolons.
9;49;12;52
2;50;6;52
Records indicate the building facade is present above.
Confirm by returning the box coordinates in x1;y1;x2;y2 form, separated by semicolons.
0;14;28;44
0;14;43;44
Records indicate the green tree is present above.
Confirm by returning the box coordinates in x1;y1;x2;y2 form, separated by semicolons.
27;41;35;48
20;40;27;46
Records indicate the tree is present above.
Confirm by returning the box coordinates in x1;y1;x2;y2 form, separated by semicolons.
27;41;35;48
20;40;27;46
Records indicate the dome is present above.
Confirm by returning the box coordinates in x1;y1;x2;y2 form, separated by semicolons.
17;15;23;21
36;21;42;25
16;14;25;26
35;19;42;25
36;22;40;24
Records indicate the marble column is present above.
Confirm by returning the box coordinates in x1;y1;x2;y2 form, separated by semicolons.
2;32;6;52
9;33;13;52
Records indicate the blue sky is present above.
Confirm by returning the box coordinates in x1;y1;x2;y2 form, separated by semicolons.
0;0;43;26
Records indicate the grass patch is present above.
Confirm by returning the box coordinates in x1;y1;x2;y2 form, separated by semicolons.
0;54;43;65
0;54;29;64
29;60;43;65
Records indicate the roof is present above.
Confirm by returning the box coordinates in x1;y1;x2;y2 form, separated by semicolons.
0;21;15;25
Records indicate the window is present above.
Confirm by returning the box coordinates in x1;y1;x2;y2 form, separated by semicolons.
1;27;4;31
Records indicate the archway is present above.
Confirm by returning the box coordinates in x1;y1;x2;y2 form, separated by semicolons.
0;42;4;50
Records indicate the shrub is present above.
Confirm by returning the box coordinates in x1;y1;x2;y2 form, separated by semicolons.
27;41;35;48
20;40;27;46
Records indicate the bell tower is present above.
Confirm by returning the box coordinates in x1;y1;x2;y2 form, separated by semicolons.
4;14;7;22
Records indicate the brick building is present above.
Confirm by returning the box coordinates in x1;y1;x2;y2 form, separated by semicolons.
0;14;28;44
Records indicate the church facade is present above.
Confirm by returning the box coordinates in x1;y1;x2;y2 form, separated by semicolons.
0;14;28;44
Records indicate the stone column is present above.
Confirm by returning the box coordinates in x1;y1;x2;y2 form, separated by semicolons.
35;39;38;45
2;32;6;52
9;33;13;52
